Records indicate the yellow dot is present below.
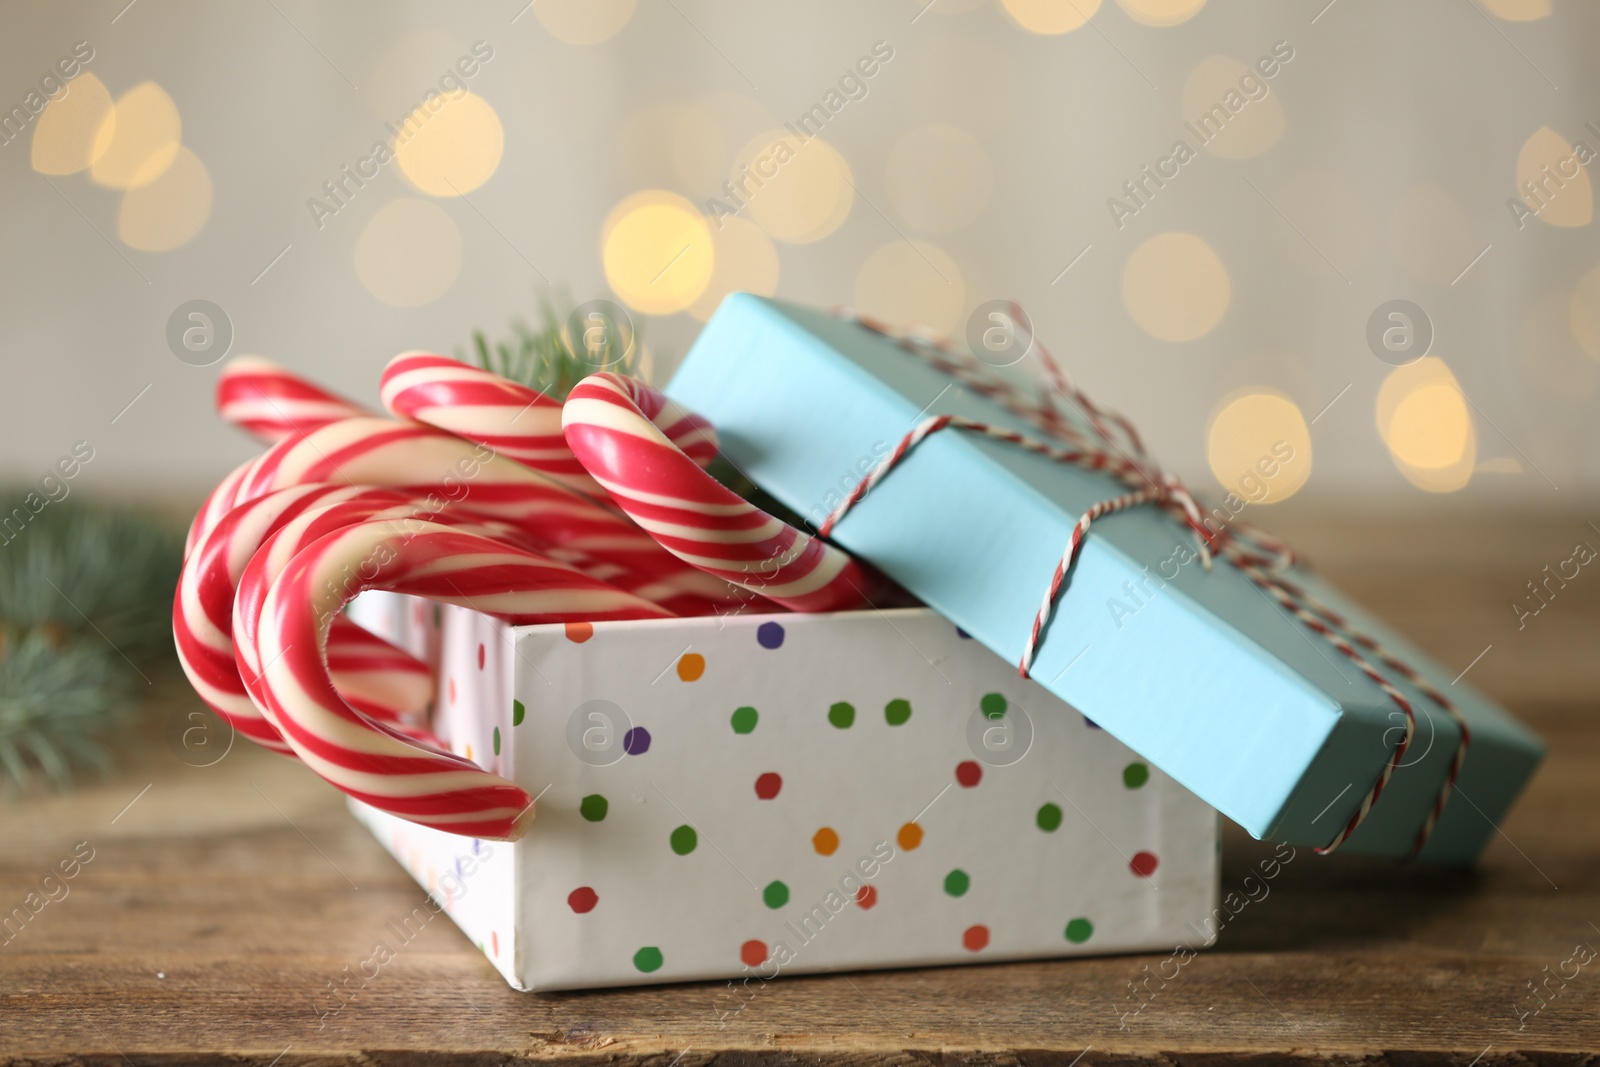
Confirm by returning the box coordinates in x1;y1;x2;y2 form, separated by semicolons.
354;198;463;307
535;0;636;44
676;653;705;681
1514;127;1593;229
117;145;212;252
1206;392;1311;505
31;72;114;175
854;240;966;335
1480;0;1549;19
1181;55;1285;160
90;81;181;190
1376;358;1476;493
689;216;780;322
394;91;504;197
999;0;1102;34
1122;232;1230;342
1390;185;1475;285
1570;264;1600;362
885;125;993;232
1117;0;1205;25
731;130;853;244
602;190;715;316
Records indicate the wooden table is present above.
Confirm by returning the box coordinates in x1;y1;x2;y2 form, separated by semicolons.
3;508;1597;1065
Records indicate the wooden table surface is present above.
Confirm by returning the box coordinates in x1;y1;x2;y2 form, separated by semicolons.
3;508;1597;1065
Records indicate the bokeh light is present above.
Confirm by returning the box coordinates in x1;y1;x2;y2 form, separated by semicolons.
1118;0;1206;27
1390;185;1476;284
1206;391;1311;504
535;0;637;44
1570;263;1600;362
730;130;853;244
602;190;715;316
854;240;965;335
1376;357;1476;493
117;145;211;252
689;215;779;322
1515;127;1594;229
90;81;180;189
1181;56;1285;160
31;72;114;176
885;124;993;232
1122;232;1230;342
354;198;463;307
673;94;772;192
394;92;504;197
999;0;1102;34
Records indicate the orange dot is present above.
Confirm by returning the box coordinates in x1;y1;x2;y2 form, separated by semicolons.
677;652;706;681
448;677;457;705
856;884;878;909
565;621;594;643
464;743;473;761
812;827;840;856
896;822;923;851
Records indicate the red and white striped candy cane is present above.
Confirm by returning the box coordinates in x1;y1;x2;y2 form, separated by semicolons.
240;518;672;839
216;356;372;444
563;373;878;612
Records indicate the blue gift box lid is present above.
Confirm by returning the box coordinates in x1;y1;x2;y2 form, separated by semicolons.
666;294;1542;864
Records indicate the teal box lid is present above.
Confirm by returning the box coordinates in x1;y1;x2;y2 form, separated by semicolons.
666;294;1543;864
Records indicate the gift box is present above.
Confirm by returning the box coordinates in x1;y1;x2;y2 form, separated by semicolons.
345;592;1219;990
664;294;1543;864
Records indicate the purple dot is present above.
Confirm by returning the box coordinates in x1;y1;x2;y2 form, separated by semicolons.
955;626;972;639
1082;716;1101;730
757;622;785;649
472;839;482;855
623;726;652;755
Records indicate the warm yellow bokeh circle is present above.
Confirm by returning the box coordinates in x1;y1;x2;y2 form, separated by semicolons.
1122;232;1230;342
602;190;716;316
394;92;505;197
1206;391;1311;504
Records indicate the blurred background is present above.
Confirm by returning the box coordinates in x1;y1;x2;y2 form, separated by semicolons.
2;0;1598;510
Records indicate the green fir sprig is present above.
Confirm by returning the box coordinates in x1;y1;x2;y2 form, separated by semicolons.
461;296;647;402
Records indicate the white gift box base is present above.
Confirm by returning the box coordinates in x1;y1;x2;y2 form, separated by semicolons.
345;594;1219;991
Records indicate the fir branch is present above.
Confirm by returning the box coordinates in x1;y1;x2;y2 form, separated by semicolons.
459;295;650;400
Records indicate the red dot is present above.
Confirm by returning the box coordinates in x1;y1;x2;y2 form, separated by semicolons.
477;643;485;670
754;772;782;800
1129;851;1160;878
491;930;499;956
740;939;768;967
568;887;598;913
448;677;457;705
955;760;982;788
962;924;990;952
855;884;878;910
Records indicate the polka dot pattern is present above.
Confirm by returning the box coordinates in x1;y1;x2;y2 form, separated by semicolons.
962;925;989;952
763;881;789;909
884;698;912;725
897;822;923;850
741;939;768;967
1036;803;1063;832
731;706;758;734
812;827;839;855
754;772;782;800
1130;851;1160;878
828;701;855;728
677;653;705;681
633;946;663;973
955;760;982;788
623;726;651;755
580;794;608;822
569;887;598;914
670;825;698;855
757;622;785;649
1065;918;1093;943
1123;762;1149;789
944;869;970;897
565;622;593;643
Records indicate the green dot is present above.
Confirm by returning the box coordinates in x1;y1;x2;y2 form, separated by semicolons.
1123;762;1150;789
731;706;759;734
1036;802;1063;832
512;699;525;727
884;698;912;726
432;603;442;627
492;726;501;756
943;869;970;897
763;880;789;909
980;693;1007;719
633;946;663;973
828;701;856;729
670;824;698;855
1065;918;1094;944
579;794;608;822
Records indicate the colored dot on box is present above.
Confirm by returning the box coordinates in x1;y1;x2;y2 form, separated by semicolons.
448;678;457;706
897;822;923;850
565;622;594;643
763;881;789;909
741;939;768;967
980;693;1006;719
884;698;912;725
963;925;990;952
478;643;485;670
678;653;706;681
754;772;782;800
856;884;878;909
731;706;759;734
812;827;839;855
492;727;501;756
1065;917;1094;943
512;699;525;727
623;726;651;755
1037;803;1063;832
1124;762;1149;789
955;626;972;639
757;622;785;649
633;946;663;973
1129;851;1159;878
568;887;598;914
828;701;856;729
944;869;970;897
580;794;608;822
955;760;982;788
670;825;698;855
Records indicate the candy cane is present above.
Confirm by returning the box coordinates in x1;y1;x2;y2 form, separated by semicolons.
241;518;672;839
563;373;878;612
378;353;719;503
216;356;373;444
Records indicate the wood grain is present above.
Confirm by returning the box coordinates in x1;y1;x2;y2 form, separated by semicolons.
2;510;1596;1065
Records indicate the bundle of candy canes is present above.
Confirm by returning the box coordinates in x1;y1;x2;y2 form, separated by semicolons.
177;353;879;842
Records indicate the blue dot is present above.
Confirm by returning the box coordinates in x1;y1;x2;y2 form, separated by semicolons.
757;622;785;649
1082;716;1101;730
623;726;652;755
955;626;973;639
